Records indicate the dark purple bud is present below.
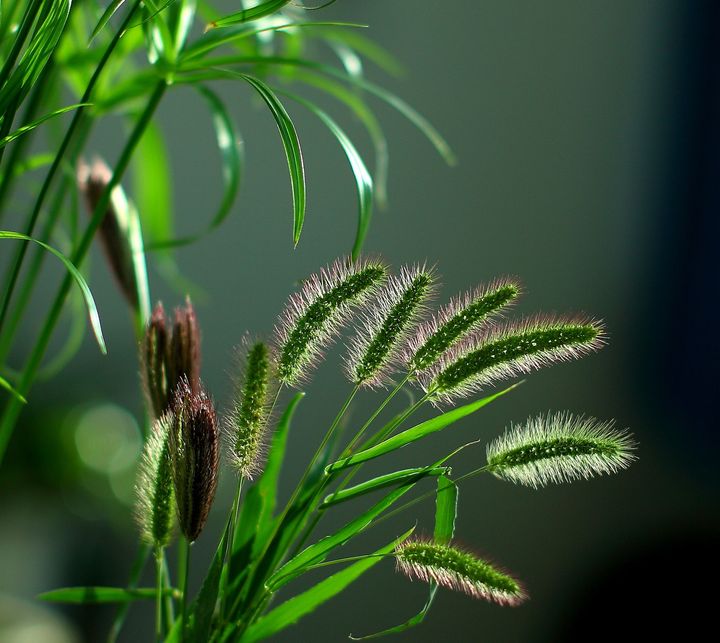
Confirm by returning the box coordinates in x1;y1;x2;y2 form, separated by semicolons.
142;302;169;418
77;157;141;312
169;378;219;542
167;297;201;401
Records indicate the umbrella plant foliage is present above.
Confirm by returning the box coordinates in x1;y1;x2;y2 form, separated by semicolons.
0;0;454;464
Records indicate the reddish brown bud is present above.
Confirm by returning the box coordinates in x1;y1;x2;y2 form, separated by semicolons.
167;297;201;401
142;303;170;418
77;157;144;313
169;378;219;542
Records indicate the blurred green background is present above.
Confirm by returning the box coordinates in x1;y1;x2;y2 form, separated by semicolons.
1;1;718;641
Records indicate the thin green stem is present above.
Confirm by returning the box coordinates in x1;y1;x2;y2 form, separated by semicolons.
0;80;166;466
342;373;410;456
219;475;243;619
180;537;191;640
237;386;359;628
107;544;150;643
0;0;144;336
0;63;53;208
155;548;164;642
162;552;175;633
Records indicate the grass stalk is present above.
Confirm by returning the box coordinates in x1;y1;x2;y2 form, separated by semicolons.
0;80;166;466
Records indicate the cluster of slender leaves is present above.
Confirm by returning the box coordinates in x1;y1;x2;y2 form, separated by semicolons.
41;257;635;640
0;0;453;465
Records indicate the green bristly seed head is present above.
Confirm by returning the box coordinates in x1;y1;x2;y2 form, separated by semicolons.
275;258;387;385
424;317;605;403
395;539;525;606
135;416;175;548
228;341;275;479
410;280;520;371
486;412;636;488
350;267;435;387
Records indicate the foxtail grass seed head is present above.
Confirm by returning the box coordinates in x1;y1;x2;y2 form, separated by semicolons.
274;256;387;386
169;378;219;542
395;539;526;606
135;415;175;548
346;265;436;388
486;412;636;488
77;157;141;312
226;340;276;479
407;278;521;372
142;302;170;418
167;297;201;400
422;315;605;405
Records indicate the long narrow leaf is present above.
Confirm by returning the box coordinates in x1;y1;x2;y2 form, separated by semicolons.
327;383;521;472
146;86;243;250
231;393;304;578
90;0;126;42
0;231;106;353
243;527;414;643
38;586;176;604
238;74;306;246
352;475;457;639
0;103;89;149
0;374;26;403
182;21;366;62
208;0;292;29
267;483;416;591
279;89;372;259
320;467;446;509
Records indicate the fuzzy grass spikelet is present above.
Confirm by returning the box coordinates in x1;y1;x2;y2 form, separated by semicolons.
135;415;175;548
169;378;219;542
226;340;276;479
274;257;387;385
346;265;436;387
486;412;636;488
423;315;605;404
407;278;521;371
395;539;525;606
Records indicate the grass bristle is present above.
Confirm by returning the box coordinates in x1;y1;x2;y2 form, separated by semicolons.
486;412;636;488
407;278;521;371
346;264;436;388
225;339;276;479
395;539;526;606
421;314;605;404
135;415;175;548
274;256;387;386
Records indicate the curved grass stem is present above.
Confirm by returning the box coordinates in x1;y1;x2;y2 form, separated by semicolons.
0;80;167;466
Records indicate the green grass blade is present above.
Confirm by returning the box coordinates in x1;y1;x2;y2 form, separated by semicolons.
0;231;106;354
231;393;304;577
321;467;446;509
0;374;26;404
279;90;372;259
38;586;175;604
182;21;366;62
267;483;416;591
208;0;292;29
243;527;414;643
0;103;89;149
184;518;230;641
90;0;126;42
146;86;243;249
351;476;456;639
238;74;306;246
327;384;521;472
318;29;404;77
434;474;458;544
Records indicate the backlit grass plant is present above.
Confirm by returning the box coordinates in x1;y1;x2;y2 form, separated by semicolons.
40;257;636;641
